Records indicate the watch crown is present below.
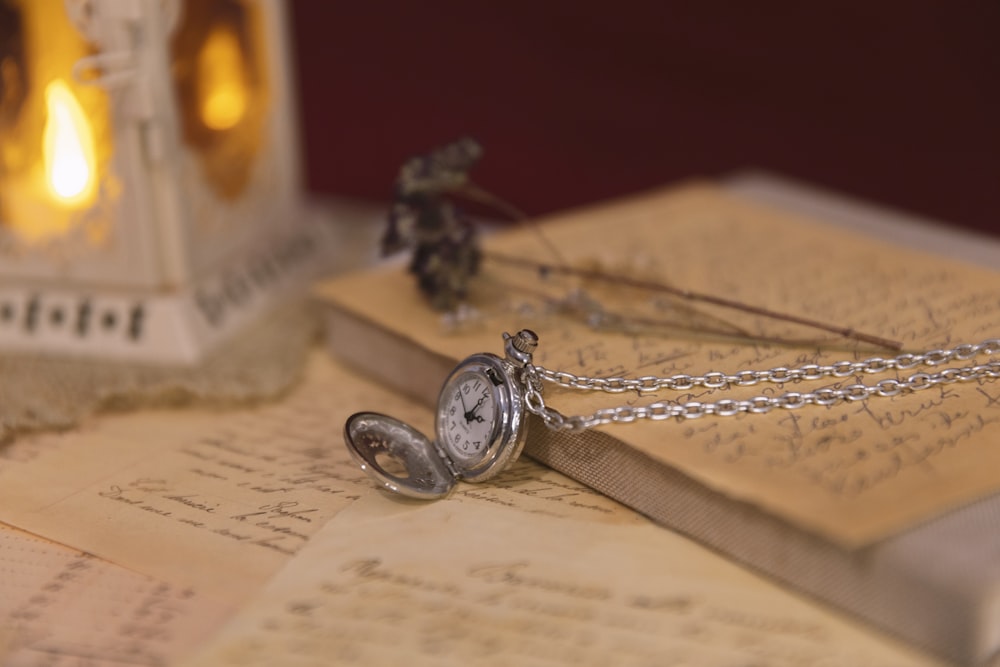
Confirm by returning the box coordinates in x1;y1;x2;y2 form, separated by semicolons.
504;329;538;364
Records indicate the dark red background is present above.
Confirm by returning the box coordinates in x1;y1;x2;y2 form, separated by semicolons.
290;1;1000;236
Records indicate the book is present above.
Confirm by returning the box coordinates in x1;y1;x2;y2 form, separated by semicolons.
316;178;1000;666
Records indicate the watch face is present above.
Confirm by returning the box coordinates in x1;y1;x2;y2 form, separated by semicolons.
440;371;498;464
435;353;527;482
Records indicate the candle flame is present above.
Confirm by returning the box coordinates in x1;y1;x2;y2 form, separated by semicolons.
43;79;97;206
198;26;248;131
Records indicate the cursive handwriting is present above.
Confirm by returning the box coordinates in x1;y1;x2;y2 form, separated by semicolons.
0;525;232;666
468;561;611;600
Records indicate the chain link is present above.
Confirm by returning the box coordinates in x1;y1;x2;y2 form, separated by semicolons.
521;339;1000;432
532;339;1000;394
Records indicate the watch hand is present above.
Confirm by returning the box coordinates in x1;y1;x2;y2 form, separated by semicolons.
458;389;471;421
467;395;487;423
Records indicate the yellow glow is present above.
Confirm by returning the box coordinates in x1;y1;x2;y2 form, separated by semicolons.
0;0;114;245
43;79;97;206
198;26;248;130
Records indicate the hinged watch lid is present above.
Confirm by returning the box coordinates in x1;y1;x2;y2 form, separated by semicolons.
344;412;457;499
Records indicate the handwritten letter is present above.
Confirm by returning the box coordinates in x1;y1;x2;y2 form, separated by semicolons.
184;501;940;667
0;524;233;667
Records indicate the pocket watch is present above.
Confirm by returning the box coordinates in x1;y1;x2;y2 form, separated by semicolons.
346;328;1000;499
344;329;538;499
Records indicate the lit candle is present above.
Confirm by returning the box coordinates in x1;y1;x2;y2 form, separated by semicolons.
198;25;249;131
43;78;97;207
0;0;111;244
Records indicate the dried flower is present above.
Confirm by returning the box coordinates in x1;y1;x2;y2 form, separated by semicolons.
382;138;483;310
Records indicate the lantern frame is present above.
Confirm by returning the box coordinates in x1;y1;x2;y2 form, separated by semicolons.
0;0;334;363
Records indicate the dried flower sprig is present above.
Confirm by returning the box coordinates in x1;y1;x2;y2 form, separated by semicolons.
382;138;484;310
382;138;901;351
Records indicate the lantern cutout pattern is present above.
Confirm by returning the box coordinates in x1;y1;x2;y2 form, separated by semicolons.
0;0;333;363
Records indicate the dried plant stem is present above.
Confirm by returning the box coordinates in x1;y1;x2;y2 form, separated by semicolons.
453;180;901;351
457;183;569;266
486;251;903;351
491;276;836;348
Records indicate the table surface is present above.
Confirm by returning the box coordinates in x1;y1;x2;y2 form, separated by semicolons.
3;176;995;666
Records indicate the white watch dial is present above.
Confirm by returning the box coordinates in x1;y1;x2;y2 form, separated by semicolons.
434;350;528;483
441;371;497;463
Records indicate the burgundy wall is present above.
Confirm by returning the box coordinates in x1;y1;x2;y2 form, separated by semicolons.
290;1;1000;236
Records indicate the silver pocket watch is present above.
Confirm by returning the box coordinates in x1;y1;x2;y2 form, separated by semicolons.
344;330;539;499
346;326;1000;499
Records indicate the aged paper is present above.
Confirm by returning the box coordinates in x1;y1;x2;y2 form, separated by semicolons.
0;352;639;601
0;522;233;667
319;183;1000;546
184;499;941;667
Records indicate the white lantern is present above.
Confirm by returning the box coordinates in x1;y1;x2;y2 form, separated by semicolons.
0;0;333;363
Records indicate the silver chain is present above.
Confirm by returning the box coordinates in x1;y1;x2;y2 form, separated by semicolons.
521;339;1000;432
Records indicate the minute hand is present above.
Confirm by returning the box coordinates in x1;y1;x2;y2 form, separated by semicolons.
457;388;473;422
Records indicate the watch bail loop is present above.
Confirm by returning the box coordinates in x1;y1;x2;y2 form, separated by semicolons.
505;329;538;365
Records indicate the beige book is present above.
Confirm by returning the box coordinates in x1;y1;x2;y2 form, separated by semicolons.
316;181;1000;666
